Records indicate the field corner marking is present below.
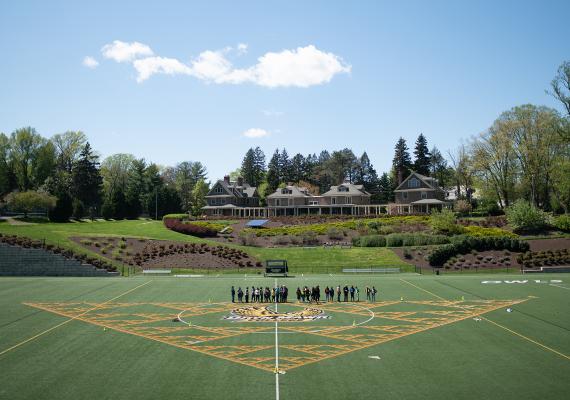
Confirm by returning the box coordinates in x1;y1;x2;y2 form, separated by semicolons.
0;280;152;357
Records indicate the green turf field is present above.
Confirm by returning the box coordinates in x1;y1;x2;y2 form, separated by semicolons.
0;273;569;399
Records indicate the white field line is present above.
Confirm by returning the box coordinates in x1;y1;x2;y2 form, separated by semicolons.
549;283;570;290
274;277;280;400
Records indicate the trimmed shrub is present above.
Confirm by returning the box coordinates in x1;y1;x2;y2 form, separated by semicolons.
353;235;387;247
353;233;449;247
506;200;552;233
162;213;189;221
163;219;217;238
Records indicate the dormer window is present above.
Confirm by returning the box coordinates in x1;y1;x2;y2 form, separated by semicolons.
215;185;224;193
408;178;420;188
338;186;349;192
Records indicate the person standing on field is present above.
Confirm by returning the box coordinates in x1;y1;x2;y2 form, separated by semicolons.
371;286;377;302
231;286;236;303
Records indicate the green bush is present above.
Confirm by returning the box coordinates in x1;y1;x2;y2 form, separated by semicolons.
353;233;449;247
506;200;551;233
553;214;570;232
353;235;387;247
327;227;345;240
428;236;529;266
429;208;465;235
162;213;189;221
463;226;518;238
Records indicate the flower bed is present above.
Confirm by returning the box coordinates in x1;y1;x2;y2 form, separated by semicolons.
463;226;518;238
131;242;261;268
244;216;429;237
517;249;570;268
428;236;529;266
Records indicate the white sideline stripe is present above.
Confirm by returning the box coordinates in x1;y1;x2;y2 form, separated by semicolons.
549;283;570;290
274;277;280;400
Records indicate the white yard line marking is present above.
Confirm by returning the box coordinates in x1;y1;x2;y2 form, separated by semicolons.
549;283;570;291
274;277;280;400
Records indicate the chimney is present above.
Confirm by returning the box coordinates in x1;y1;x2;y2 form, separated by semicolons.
223;175;230;184
237;176;244;187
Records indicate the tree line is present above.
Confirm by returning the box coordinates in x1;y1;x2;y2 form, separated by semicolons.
0;130;209;220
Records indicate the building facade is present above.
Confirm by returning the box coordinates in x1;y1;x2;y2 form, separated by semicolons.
202;173;448;217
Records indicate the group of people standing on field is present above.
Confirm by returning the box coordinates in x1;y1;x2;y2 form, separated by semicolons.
230;284;378;304
231;285;289;303
299;285;378;303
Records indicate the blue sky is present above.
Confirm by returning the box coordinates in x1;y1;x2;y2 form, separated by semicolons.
1;0;568;181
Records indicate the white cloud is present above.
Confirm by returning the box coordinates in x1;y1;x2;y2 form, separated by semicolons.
100;41;351;87
251;45;351;88
82;56;99;69
133;56;192;82
237;43;248;54
242;128;270;138
101;40;154;63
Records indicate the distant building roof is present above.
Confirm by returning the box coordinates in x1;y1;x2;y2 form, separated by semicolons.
246;219;269;228
322;183;371;197
267;185;313;198
411;199;447;205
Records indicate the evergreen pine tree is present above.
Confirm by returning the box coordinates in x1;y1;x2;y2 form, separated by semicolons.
241;148;256;186
265;149;281;194
125;158;146;219
377;172;395;203
71;142;102;218
413;133;431;176
392;137;412;184
279;149;292;183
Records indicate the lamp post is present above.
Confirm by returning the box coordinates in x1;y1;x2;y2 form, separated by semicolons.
155;188;158;220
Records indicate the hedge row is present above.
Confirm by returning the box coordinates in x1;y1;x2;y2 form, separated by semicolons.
428;236;529;266
163;219;218;237
353;233;450;247
162;213;189;221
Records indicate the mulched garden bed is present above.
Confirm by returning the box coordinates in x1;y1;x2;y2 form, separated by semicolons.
71;236;261;270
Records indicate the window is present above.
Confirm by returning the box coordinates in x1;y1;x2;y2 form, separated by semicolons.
215;185;224;193
408;178;419;188
345;197;351;204
421;192;427;199
332;197;337;205
338;186;348;192
403;192;408;200
309;200;319;206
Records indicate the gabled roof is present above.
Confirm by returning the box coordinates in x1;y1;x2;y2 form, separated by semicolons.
267;185;313;198
206;179;258;198
322;183;371;197
395;171;442;191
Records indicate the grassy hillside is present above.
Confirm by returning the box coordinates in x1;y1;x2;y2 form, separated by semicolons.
0;219;411;273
